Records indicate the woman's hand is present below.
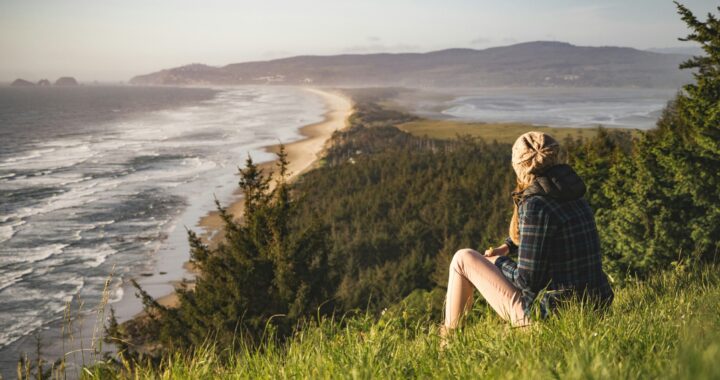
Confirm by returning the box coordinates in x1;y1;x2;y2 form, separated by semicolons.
484;244;510;258
485;255;501;264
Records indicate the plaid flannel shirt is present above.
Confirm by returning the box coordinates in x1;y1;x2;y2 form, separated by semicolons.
495;195;613;318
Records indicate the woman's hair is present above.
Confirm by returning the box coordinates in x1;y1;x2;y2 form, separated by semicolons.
508;132;562;244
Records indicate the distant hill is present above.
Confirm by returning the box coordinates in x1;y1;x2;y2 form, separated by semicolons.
11;79;35;87
130;41;692;88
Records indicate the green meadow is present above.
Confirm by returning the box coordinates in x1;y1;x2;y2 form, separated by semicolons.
78;264;720;379
397;119;628;144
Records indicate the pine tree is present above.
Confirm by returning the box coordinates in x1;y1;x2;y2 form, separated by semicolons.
668;2;720;259
599;3;720;276
120;146;335;354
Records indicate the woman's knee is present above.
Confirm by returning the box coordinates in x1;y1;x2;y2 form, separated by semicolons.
450;248;479;271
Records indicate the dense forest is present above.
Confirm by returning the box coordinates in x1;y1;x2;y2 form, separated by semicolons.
105;2;719;369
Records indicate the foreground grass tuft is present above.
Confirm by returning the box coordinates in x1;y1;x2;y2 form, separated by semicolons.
88;265;720;379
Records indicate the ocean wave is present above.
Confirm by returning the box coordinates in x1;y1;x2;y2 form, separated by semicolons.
1;172;91;190
0;311;43;348
64;243;118;268
0;243;68;266
0;86;330;357
0;220;25;243
0;148;55;165
0;268;33;292
6;178;121;221
0;276;84;349
0;143;95;171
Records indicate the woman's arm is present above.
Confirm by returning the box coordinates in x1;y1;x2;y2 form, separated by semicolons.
504;237;519;254
494;197;555;293
484;244;510;257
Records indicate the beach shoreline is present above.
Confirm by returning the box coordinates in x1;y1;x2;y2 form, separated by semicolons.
153;87;354;309
0;86;353;375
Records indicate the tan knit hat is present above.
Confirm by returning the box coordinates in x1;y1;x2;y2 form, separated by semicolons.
511;131;561;185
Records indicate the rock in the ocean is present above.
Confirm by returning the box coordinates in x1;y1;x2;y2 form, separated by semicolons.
55;77;79;86
11;78;35;86
37;79;51;86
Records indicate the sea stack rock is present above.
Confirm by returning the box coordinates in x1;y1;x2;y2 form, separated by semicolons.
55;77;79;86
37;79;51;86
11;78;35;87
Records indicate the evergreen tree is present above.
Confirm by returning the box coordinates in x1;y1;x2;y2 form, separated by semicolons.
599;3;720;276
119;146;334;355
668;2;720;259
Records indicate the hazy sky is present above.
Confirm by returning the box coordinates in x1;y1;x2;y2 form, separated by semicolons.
0;0;715;82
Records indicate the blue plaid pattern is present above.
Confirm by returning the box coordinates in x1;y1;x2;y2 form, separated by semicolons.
495;195;613;318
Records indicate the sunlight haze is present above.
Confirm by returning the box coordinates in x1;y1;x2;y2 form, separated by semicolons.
0;0;715;81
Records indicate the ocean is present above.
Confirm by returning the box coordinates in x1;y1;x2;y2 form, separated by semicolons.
411;87;678;130
0;85;327;374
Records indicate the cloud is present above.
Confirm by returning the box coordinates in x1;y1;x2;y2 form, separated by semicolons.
261;50;295;59
470;37;492;45
342;43;423;54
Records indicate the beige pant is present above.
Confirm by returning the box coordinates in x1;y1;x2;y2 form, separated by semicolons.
444;248;528;328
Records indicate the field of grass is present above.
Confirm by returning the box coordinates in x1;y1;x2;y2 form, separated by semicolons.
397;119;623;144
77;264;720;379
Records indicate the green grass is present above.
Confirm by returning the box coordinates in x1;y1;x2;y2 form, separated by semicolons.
397;119;629;144
83;264;720;379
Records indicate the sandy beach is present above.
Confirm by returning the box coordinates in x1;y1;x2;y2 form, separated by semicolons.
156;87;354;308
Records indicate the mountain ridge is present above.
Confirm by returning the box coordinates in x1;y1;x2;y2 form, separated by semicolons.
130;41;692;88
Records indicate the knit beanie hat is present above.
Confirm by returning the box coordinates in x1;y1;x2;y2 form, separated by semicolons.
511;131;561;185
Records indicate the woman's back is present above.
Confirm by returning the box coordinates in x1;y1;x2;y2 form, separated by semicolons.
443;131;614;337
515;164;614;312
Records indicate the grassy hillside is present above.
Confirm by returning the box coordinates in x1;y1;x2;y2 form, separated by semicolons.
86;264;720;379
397;119;627;144
75;102;716;380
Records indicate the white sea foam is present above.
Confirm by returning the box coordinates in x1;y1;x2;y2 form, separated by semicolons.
64;244;117;268
0;220;25;243
0;311;43;347
0;148;55;165
108;283;124;304
0;243;68;266
1;172;91;190
0;268;33;292
21;220;99;243
0;143;95;171
0;225;13;243
7;178;121;221
0;86;329;357
0;273;85;348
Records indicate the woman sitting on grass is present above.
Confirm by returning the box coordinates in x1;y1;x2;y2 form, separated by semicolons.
442;131;614;337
